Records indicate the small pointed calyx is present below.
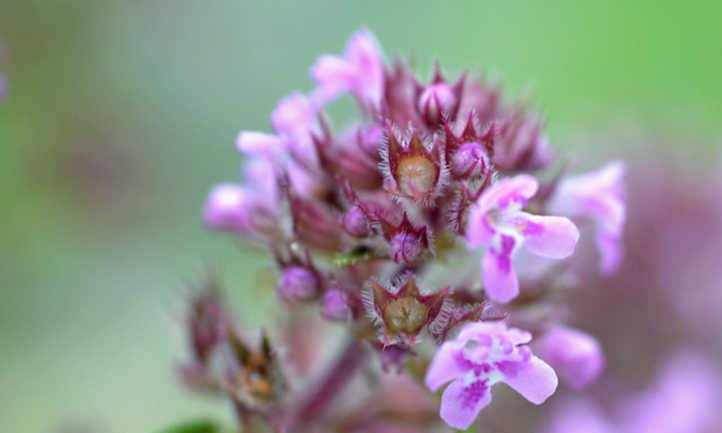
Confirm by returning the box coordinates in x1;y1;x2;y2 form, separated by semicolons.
367;272;449;345
225;330;288;415
375;212;430;264
380;125;448;204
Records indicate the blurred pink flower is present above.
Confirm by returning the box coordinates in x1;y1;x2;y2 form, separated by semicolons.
549;162;625;274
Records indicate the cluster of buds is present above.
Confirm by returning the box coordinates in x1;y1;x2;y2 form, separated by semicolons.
193;28;626;430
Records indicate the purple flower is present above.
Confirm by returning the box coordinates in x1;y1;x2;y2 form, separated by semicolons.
310;28;385;110
549;162;625;274
270;91;319;167
543;352;720;433
465;175;579;303
203;157;278;236
425;321;557;429
535;326;604;390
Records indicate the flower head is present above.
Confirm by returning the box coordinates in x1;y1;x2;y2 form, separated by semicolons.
548;162;626;274
425;321;557;429
465;175;579;302
535;325;604;390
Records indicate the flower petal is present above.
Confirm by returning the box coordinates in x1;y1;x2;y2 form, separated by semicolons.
520;213;579;259
439;377;493;430
482;240;519;303
425;341;467;392
236;131;283;157
598;232;623;274
465;204;496;248
499;355;558;404
202;184;250;232
478;174;539;212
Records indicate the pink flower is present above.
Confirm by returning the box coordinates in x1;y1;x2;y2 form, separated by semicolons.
542;398;616;433
235;92;323;197
203;157;278;236
310;28;385;110
549;162;625;274
425;321;557;430
535;326;604;390
465;175;579;303
270;92;319;167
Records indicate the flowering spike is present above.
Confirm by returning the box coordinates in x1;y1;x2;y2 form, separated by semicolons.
195;28;624;431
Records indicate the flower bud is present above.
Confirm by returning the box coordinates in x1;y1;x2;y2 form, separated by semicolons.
342;205;369;237
418;82;456;124
451;141;490;179
279;266;320;302
535;326;604;390
390;232;423;264
320;288;351;321
203;184;249;233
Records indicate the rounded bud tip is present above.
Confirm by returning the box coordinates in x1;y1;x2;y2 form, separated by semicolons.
279;266;319;302
418;82;455;123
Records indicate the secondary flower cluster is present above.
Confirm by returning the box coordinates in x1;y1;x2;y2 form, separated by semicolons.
194;29;625;430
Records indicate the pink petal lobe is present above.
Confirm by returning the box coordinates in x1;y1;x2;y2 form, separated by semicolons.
424;341;466;392
521;213;580;259
439;377;492;430
500;356;558;404
482;247;519;303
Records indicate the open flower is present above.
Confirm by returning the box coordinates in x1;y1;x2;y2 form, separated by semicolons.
548;162;625;274
203;157;279;236
425;321;557;429
310;28;385;110
465;175;579;303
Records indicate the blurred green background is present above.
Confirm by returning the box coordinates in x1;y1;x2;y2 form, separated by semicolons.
0;1;720;432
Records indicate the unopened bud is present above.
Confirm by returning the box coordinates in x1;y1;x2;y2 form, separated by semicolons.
279;266;319;302
418;82;455;123
390;232;423;264
320;289;351;321
342;205;369;237
452;141;489;179
203;184;249;232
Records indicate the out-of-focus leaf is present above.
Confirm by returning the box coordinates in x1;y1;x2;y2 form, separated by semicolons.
152;419;220;433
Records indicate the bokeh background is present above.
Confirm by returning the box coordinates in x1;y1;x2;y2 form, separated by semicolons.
1;1;721;432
